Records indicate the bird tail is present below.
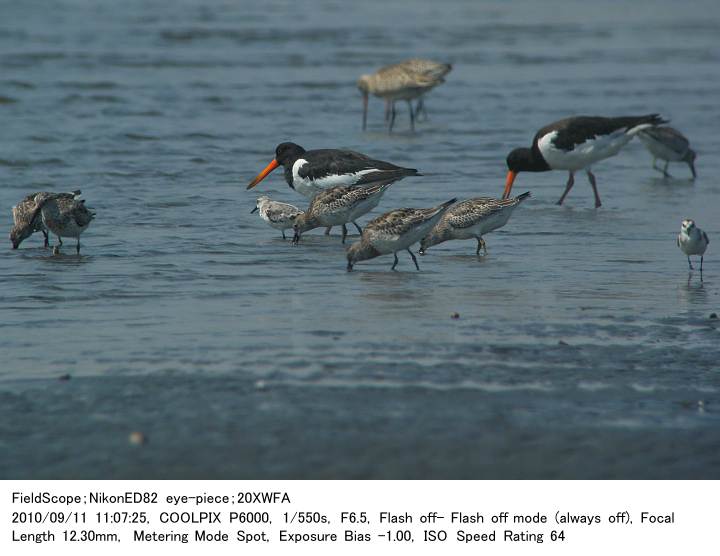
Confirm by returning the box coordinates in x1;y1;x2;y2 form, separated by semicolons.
436;198;457;213
515;191;531;202
625;114;669;135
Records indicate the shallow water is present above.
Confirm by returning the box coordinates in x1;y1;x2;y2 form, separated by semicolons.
1;0;719;479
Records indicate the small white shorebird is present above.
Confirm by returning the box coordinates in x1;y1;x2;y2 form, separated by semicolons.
251;196;303;240
30;192;95;254
677;219;709;272
637;126;697;178
346;198;457;271
419;192;530;256
292;181;395;245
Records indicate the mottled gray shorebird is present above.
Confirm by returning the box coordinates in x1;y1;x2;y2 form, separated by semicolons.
251;196;303;240
292;181;395;245
9;190;82;249
30;192;95;254
419;192;530;256
677;219;709;272
638;126;697;178
10;192;50;249
358;58;451;132
346;198;457;271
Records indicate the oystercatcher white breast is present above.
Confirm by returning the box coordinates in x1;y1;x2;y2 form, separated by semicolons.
247;142;420;198
504;114;666;207
638;126;697;178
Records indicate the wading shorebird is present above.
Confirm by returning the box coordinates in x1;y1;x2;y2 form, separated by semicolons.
247;142;420;235
346;198;457;271
637;126;697;178
504;114;667;207
292;181;395;245
358;58;451;132
419;192;530;256
9;190;82;249
30;192;95;254
251;196;303;240
247;142;420;198
10;192;50;249
677;219;709;272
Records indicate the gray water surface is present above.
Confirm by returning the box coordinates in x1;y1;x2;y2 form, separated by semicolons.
1;0;719;479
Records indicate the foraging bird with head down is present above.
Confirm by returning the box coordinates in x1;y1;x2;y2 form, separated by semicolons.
637;126;697;179
346;198;456;271
504;114;667;207
357;58;451;132
419;192;530;256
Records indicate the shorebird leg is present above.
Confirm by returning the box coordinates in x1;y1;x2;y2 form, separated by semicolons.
388;102;397;133
662;161;671;178
341;224;348;244
407;100;415;132
688;256;694;270
652;158;663;174
324;226;332;235
57;236;63;246
76;239;81;255
407;249;420;270
282;230;287;240
292;231;301;246
352;221;363;234
700;256;704;273
42;229;49;248
415;98;427;121
476;237;487;256
557;172;575;205
391;252;399;270
384;99;391;122
586;170;602;208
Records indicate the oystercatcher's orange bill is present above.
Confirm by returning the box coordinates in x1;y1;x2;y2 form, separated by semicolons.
503;170;517;199
247;159;279;189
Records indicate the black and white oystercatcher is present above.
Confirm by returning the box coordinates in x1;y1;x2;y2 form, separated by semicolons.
247;142;420;199
503;114;666;207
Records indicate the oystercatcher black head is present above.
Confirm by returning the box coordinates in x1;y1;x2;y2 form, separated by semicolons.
247;142;306;190
504;148;549;199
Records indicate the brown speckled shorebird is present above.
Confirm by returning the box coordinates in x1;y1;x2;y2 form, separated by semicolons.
346;198;456;271
357;58;451;132
10;192;50;249
419;192;530;256
9;190;82;249
292;181;395;245
30;192;95;254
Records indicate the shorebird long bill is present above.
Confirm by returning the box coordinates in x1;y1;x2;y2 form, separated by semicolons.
247;159;280;189
503;170;517;199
